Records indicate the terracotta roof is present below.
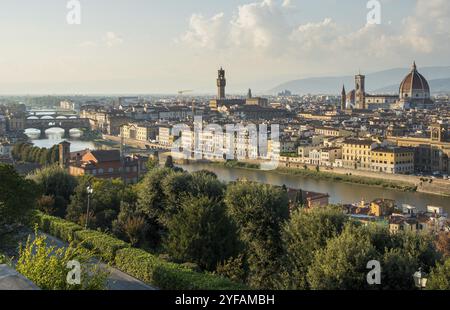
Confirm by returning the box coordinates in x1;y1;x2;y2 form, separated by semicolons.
90;150;121;162
399;62;430;94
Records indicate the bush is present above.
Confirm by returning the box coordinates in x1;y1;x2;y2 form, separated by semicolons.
74;230;130;262
115;248;247;290
16;230;108;290
35;212;83;242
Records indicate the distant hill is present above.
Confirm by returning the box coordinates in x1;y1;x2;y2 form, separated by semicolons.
270;66;450;95
375;78;450;94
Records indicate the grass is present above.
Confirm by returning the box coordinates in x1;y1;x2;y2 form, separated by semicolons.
200;161;417;192
274;167;417;192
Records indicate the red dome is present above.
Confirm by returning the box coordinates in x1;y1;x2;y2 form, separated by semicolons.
399;62;430;99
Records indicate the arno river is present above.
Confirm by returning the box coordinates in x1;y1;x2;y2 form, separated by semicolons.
25;128;95;152
180;163;450;212
24;130;448;212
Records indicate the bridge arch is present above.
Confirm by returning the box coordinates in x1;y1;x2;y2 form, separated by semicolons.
40;115;54;120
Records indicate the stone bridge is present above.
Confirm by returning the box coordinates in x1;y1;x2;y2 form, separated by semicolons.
25;118;90;138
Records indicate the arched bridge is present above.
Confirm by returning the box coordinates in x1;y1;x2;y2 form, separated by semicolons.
25;118;90;137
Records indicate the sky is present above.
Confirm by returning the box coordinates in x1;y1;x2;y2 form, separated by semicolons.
0;0;449;95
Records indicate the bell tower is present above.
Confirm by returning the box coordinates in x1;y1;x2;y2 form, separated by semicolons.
217;67;226;99
355;73;366;109
341;85;346;110
59;141;71;169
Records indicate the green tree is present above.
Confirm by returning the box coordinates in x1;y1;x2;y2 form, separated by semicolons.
225;181;289;289
164;155;174;169
307;224;377;290
136;168;173;225
146;155;159;170
381;248;418;290
280;206;348;289
28;165;78;216
0;164;39;230
112;202;149;247
190;170;226;199
427;258;450;290
164;195;240;271
66;177;125;230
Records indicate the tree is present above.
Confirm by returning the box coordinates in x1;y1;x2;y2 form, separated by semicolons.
0;164;39;230
381;248;418;290
190;170;225;200
164;155;174;169
307;224;377;290
280;206;348;289
136;168;173;225
66;177;125;230
225;181;289;289
164;195;240;271
427;258;450;290
146;155;159;171
28;165;78;216
435;232;450;259
112;202;149;247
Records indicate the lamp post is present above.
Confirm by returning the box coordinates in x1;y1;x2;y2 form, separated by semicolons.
413;268;428;290
85;185;93;229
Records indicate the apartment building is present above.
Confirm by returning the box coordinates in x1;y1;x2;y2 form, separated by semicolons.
120;123;157;142
370;147;414;174
342;139;378;171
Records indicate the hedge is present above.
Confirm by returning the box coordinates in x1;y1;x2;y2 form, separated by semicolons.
115;248;247;290
74;230;130;262
34;212;83;242
34;212;246;290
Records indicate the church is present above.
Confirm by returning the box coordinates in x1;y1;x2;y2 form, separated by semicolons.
341;62;434;111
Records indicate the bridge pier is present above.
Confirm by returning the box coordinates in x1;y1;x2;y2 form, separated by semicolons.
63;129;71;139
39;129;47;139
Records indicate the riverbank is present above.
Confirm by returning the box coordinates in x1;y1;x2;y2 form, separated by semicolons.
207;162;418;192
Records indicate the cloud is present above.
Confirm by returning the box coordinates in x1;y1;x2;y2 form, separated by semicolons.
180;13;227;49
103;32;124;48
178;0;450;70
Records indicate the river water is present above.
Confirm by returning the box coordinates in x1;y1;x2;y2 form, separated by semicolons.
24;128;95;152
180;163;450;211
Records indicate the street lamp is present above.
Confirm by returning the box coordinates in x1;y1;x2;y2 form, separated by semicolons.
413;268;428;290
85;185;93;229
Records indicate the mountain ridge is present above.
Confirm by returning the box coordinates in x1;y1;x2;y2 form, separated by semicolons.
270;66;450;95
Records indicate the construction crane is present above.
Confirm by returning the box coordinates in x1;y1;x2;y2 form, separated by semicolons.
178;90;194;95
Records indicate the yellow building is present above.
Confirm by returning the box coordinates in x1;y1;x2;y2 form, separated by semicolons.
342;139;377;170
370;147;414;174
120;123;157;142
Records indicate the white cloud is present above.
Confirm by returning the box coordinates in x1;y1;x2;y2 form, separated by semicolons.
180;13;227;49
178;0;450;72
103;32;124;48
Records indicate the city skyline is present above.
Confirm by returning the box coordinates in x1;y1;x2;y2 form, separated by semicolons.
0;0;449;94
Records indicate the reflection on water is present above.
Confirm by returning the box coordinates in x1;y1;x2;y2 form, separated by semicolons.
180;163;450;211
25;128;95;152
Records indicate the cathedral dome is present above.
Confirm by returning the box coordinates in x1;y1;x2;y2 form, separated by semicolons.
399;62;430;101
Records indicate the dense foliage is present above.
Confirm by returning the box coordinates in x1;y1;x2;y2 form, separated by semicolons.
11;142;59;165
28;165;77;217
0;164;39;230
3;160;449;290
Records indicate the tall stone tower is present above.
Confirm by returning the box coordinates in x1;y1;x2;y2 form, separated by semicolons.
217;67;226;99
355;73;366;109
341;85;346;110
59;141;71;169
